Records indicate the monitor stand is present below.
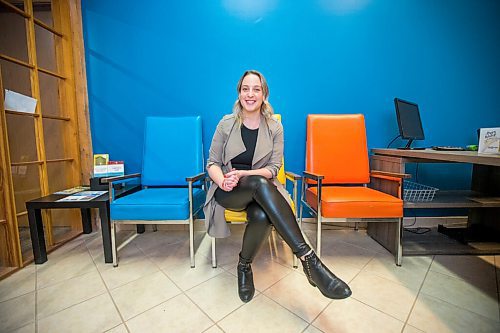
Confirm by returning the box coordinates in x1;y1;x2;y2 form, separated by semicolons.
397;139;426;150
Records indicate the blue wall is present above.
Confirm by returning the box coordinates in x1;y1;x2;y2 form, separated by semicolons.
82;0;500;191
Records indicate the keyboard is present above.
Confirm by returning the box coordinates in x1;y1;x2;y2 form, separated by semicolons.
431;146;465;151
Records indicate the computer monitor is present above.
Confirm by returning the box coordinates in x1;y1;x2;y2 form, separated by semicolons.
394;98;425;149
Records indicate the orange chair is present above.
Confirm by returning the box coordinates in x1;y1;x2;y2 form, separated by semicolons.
299;114;409;265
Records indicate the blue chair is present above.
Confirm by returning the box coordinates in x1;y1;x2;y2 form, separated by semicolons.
107;116;206;268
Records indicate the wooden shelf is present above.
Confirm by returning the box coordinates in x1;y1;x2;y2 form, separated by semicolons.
404;191;500;209
403;227;500;256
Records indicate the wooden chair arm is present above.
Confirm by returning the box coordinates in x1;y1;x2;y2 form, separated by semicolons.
370;170;411;183
285;171;301;181
186;172;206;182
103;173;141;183
303;171;324;181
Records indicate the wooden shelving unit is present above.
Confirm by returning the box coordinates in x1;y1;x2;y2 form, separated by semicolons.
369;149;500;258
404;190;500;209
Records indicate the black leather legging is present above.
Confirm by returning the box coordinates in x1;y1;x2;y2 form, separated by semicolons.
215;175;311;263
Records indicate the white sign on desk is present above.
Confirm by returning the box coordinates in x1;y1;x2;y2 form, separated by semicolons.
478;127;500;155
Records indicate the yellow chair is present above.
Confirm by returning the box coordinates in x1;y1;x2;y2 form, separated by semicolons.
210;115;301;268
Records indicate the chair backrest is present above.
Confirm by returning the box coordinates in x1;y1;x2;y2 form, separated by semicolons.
142;116;203;186
306;114;370;184
273;114;286;185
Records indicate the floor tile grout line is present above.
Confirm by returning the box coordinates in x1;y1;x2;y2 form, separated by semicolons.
211;293;298;329
201;323;226;333
348;296;406;326
336;238;389;254
0;267;36;304
400;255;435;332
363;255;498;316
182;252;298;326
359;260;432;291
427;265;498;290
22;228;499;332
107;235;188;329
85;236;131;333
0;288;37;305
105;323;127;333
35;252;99;291
157;265;221;328
257;266;295;295
427;260;498;288
34;282;108;324
132;237;221;327
182;287;229;328
416;290;500;324
418;288;500;322
256;293;312;326
302;248;374;327
325;252;423;326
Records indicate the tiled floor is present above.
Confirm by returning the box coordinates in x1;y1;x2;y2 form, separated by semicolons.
1;223;499;333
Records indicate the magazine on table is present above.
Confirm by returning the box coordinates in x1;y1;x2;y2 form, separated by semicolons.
54;186;90;195
56;191;107;202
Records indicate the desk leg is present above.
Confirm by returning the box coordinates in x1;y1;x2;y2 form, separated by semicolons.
137;224;145;233
28;208;47;264
99;201;113;263
80;208;92;234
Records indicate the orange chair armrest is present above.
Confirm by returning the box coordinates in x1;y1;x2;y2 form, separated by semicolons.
303;171;324;181
370;170;411;182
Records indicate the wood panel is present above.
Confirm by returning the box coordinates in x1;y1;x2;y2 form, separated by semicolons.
25;0;54;246
0;0;91;278
0;67;22;267
68;0;92;184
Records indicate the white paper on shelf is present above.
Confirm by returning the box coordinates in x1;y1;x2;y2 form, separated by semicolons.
4;89;37;114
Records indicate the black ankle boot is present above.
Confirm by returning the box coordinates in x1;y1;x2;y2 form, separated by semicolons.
237;257;255;303
301;252;352;299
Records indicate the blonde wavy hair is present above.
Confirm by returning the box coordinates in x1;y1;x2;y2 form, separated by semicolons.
232;70;274;124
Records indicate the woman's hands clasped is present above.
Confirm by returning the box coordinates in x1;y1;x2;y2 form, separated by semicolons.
220;169;246;192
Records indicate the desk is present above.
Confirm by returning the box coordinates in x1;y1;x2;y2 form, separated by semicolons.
370;149;500;256
26;186;140;264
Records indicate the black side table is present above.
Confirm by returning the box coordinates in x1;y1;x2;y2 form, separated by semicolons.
26;186;142;264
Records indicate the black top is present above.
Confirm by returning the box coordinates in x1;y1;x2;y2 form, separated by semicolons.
231;124;258;170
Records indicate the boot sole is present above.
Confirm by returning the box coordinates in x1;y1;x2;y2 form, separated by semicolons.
308;278;352;299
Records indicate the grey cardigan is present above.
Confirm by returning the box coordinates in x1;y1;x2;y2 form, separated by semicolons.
203;114;292;238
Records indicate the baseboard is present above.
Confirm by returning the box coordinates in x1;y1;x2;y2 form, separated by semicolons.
116;216;469;232
299;216;468;230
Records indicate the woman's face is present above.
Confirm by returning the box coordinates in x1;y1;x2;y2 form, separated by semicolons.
239;73;264;114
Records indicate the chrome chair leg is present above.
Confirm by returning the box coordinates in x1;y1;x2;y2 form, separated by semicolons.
396;217;403;266
317;214;322;258
211;237;217;268
189;217;194;268
188;182;195;268
111;220;118;267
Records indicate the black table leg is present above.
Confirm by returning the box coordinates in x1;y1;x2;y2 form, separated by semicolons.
137;224;145;233
80;208;92;234
99;201;113;263
28;208;47;264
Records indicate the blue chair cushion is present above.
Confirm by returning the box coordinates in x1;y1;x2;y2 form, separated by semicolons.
110;188;205;221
